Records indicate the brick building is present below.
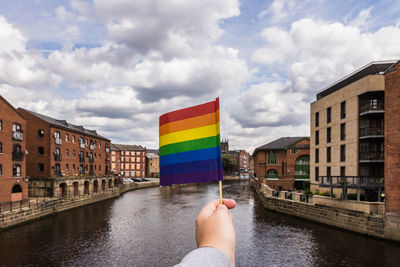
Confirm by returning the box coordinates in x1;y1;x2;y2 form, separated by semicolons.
384;61;400;213
238;150;250;178
310;60;395;199
253;137;310;191
0;95;28;202
111;144;146;179
146;152;159;178
17;108;112;197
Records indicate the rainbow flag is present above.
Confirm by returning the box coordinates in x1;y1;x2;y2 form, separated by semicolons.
159;98;223;186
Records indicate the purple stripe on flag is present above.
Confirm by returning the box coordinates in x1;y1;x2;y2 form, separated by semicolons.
160;169;223;186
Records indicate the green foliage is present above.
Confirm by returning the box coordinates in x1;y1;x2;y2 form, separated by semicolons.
222;154;237;174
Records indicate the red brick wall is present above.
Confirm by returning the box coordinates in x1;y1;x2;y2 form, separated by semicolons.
286;139;310;178
0;96;28;202
384;63;400;212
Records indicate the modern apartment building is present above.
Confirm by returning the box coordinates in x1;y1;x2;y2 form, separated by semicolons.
0;95;28;202
111;144;146;178
18;108;112;197
310;60;396;199
253;137;310;191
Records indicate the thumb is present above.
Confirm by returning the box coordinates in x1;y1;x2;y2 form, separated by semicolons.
217;204;228;213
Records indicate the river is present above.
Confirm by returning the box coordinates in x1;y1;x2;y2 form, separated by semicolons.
0;180;398;266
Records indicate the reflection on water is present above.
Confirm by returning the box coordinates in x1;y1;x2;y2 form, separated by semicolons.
0;180;398;266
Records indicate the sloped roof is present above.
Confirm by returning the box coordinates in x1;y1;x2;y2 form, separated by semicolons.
146;149;159;155
112;143;145;151
0;95;26;120
146;153;159;159
18;108;110;140
253;137;309;156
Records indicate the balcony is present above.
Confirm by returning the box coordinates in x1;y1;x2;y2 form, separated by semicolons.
359;101;384;115
54;138;62;145
90;144;94;150
54;154;62;161
359;127;384;139
12;151;24;161
319;176;384;190
79;156;85;163
12;131;24;141
79;143;85;149
359;152;384;162
89;157;94;163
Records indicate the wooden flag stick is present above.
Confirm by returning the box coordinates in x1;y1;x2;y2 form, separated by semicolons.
219;180;223;205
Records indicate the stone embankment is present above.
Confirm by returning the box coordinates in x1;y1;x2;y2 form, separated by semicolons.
251;178;400;242
0;180;159;231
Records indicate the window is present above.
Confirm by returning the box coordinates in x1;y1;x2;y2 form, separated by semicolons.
38;164;44;172
268;151;277;164
0;120;2;131
315;149;319;163
340;166;345;177
66;149;69;157
95;165;97;171
99;165;101;171
85;165;88;171
340;101;346;119
340;123;346;140
315;131;319;145
79;137;84;144
0;142;2;153
340;145;346;162
72;149;76;157
99;153;101;159
327;107;331;123
315;112;319;127
54;131;60;139
327;127;331;143
65;134;69;142
99;142;101;148
327;147;331;162
38;129;45;138
38;147;44;155
72;164;76;172
13;164;21;177
85;138;88;145
267;169;278;178
72;135;76;143
315;167;319;182
94;153;97;159
327;166;331;177
13;123;22;132
0;164;2;175
66;164;69;172
55;147;60;155
291;149;299;154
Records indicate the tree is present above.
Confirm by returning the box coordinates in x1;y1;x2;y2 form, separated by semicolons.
222;154;237;174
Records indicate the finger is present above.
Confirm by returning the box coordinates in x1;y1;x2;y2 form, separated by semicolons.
228;212;233;223
221;199;236;209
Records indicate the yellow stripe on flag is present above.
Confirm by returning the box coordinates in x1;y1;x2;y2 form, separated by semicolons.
160;122;220;147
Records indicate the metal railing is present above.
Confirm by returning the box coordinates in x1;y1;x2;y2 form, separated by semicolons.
359;152;384;161
319;176;384;189
54;138;62;145
359;101;384;113
0;199;30;213
54;154;62;161
359;127;384;137
79;143;85;149
12;131;24;141
12;151;24;161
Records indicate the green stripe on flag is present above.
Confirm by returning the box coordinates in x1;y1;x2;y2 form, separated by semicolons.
160;134;220;156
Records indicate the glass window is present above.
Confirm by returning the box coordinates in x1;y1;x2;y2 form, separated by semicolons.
0;120;2;131
327;127;331;143
315;167;319;182
72;149;76;157
0;164;2;175
315;112;319;127
13;164;21;177
327;107;331;123
13;123;22;132
340;123;346;140
268;151;277;164
66;149;69;157
72;136;76;143
0;142;2;153
315;130;319;145
66;164;69;172
38;147;44;155
340;145;346;162
38;129;44;138
54;131;60;139
65;134;69;142
38;164;44;172
327;147;331;162
73;164;76;172
340;101;346;119
315;149;319;163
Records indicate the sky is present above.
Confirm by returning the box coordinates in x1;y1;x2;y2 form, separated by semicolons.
1;0;400;153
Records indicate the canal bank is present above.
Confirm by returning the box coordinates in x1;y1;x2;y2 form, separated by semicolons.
0;180;159;231
251;178;400;243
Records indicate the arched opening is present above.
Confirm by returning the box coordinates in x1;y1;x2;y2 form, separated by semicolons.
59;183;67;198
101;180;106;191
73;182;79;196
93;180;98;193
11;184;23;201
267;169;278;178
84;181;89;195
108;179;113;188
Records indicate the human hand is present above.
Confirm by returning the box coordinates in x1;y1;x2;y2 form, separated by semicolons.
195;199;237;266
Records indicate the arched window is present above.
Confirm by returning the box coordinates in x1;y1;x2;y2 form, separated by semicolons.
12;123;22;132
267;169;278;178
66;149;69;157
12;184;22;193
65;133;69;142
72;149;76;157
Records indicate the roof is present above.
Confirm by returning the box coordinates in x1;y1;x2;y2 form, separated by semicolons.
146;153;159;159
316;60;398;100
0;95;26;120
111;143;145;151
146;149;159;155
18;108;109;140
253;137;309;156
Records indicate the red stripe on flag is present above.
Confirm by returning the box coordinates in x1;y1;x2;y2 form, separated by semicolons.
159;98;219;126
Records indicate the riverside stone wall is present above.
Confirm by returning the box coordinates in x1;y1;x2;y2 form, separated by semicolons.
251;178;387;239
0;180;159;230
